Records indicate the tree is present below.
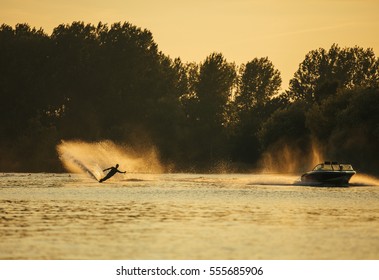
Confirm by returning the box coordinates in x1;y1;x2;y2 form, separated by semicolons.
185;53;237;164
305;88;379;174
0;23;52;136
288;44;379;103
230;57;282;165
236;57;281;110
0;24;61;171
2;21;379;175
257;101;312;172
195;53;236;126
49;22;101;139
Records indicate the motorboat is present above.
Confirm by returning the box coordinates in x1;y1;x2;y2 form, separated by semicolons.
301;161;356;185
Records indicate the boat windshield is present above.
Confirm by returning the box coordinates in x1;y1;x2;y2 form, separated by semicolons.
313;164;329;171
312;163;354;171
339;164;354;171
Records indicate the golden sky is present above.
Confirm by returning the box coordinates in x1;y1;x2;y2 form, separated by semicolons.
2;0;379;90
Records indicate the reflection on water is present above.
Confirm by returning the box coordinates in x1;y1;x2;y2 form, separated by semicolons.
0;173;379;259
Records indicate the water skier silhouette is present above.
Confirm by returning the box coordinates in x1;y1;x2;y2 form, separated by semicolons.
99;164;126;183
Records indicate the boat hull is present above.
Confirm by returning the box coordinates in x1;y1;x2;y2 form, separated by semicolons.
301;171;356;186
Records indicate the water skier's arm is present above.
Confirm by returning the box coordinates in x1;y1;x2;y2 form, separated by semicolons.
103;167;111;172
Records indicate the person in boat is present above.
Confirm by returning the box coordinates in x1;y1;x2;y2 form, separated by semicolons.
99;164;126;183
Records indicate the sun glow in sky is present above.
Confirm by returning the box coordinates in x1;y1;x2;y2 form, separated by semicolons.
2;0;379;90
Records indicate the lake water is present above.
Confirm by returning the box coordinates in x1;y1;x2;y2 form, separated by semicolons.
1;172;379;260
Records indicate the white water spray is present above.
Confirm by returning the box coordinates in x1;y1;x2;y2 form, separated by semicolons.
57;140;164;180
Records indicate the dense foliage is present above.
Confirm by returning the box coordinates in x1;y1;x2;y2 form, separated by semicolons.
1;22;379;174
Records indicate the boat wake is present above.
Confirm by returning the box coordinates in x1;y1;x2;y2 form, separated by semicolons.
349;174;379;187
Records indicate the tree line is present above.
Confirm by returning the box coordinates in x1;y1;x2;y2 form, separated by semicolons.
1;22;379;174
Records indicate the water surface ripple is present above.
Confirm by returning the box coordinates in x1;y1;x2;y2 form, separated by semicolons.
1;173;378;259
